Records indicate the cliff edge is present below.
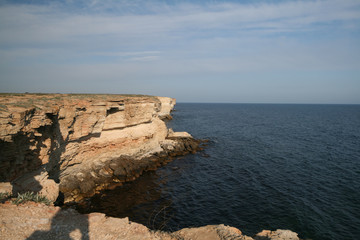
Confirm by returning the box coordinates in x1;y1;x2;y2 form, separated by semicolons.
0;94;200;202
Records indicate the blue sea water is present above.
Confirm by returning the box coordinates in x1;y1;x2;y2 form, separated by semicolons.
84;103;360;240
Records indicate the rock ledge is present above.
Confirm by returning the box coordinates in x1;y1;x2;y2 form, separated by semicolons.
0;202;300;240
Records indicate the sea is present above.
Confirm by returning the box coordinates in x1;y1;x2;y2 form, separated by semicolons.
80;103;360;240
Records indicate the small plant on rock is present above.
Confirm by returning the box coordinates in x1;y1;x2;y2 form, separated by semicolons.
12;192;52;205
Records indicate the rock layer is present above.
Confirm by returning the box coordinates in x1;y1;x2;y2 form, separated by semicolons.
0;94;200;202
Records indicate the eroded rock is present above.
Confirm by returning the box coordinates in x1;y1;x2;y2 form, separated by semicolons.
0;202;300;240
254;229;300;240
157;97;176;120
0;94;201;203
174;224;254;240
11;168;59;202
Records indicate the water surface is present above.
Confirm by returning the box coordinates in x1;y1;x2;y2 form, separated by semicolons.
82;103;360;240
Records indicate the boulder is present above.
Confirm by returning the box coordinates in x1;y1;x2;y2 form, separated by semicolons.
157;96;176;120
254;229;300;240
167;128;193;138
174;224;254;240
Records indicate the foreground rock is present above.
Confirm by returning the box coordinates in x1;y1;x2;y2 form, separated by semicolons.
0;94;201;202
254;230;301;240
0;202;300;240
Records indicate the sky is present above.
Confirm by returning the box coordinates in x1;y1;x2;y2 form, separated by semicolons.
0;0;359;103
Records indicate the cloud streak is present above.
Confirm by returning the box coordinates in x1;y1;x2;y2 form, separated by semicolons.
1;0;359;46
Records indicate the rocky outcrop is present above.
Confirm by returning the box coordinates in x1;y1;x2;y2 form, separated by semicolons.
0;94;200;202
254;230;300;240
11;168;59;202
157;97;176;120
0;202;300;240
173;224;255;240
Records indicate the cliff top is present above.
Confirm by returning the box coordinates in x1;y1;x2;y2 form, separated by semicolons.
0;93;159;113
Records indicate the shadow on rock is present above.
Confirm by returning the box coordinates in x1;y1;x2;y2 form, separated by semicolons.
27;208;89;240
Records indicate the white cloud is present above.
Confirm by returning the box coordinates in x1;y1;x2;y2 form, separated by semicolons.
94;51;161;56
128;56;160;62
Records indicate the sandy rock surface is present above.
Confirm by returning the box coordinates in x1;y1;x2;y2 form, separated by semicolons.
0;202;301;240
0;202;174;240
254;229;300;240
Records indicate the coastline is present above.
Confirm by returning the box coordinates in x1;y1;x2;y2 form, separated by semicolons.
0;93;201;203
0;201;300;240
0;94;300;240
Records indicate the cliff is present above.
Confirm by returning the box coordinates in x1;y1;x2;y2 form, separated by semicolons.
0;94;301;240
0;94;200;202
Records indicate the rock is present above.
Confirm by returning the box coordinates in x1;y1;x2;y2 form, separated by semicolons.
255;230;272;238
174;224;254;240
12;168;59;202
0;202;300;240
0;94;201;202
0;202;175;240
157;96;176;120
0;182;12;194
167;128;193;138
254;229;300;240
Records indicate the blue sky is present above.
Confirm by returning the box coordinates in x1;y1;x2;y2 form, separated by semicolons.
0;0;359;103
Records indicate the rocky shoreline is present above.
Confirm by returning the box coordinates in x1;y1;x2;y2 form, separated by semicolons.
0;93;301;240
0;202;300;240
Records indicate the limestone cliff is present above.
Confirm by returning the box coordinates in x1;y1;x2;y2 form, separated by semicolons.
0;94;301;240
0;94;200;202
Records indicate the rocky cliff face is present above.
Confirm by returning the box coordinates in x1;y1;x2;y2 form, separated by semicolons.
0;94;200;202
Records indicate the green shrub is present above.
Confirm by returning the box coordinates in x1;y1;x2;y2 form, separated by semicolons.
12;192;52;205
